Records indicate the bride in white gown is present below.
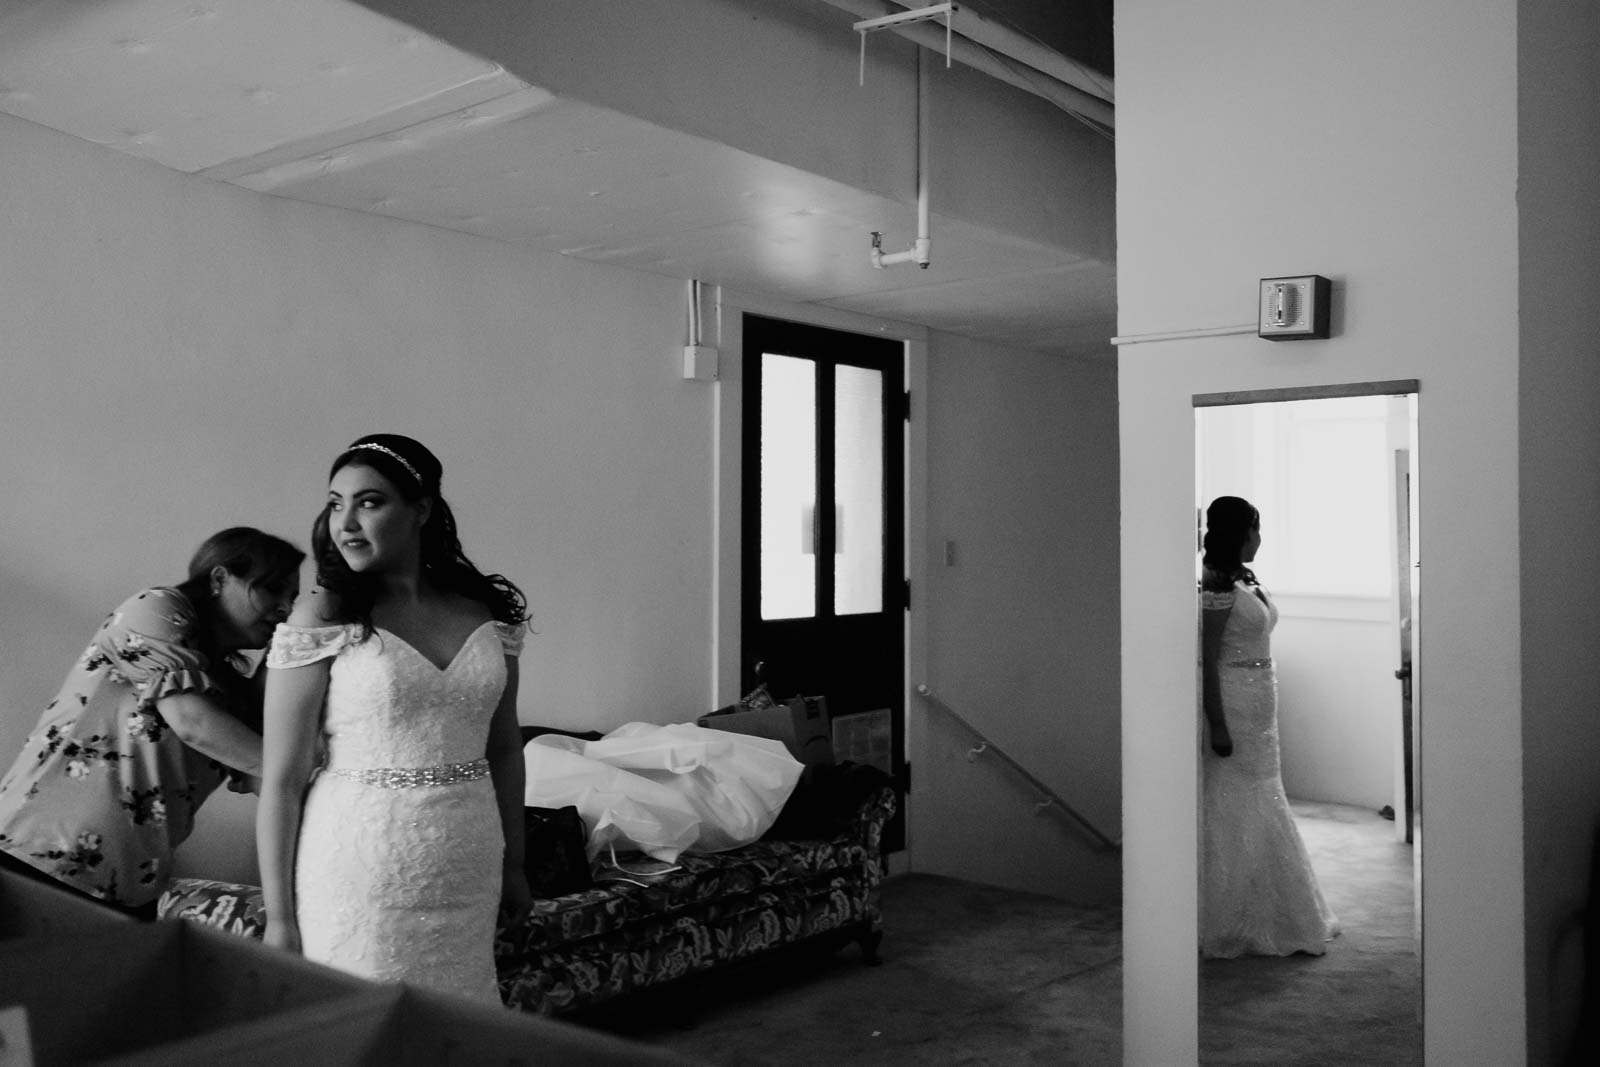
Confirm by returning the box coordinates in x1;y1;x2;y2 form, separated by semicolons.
258;434;532;1003
1199;496;1338;958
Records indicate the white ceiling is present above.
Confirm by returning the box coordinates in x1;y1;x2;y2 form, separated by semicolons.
0;0;1116;355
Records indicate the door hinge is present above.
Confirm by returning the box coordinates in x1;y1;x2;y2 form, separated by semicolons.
899;761;911;793
903;578;911;610
900;390;911;422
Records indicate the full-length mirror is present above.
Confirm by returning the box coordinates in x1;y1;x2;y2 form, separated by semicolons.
1195;387;1421;1062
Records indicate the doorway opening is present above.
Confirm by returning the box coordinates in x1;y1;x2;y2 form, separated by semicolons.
741;314;907;850
1195;381;1421;1060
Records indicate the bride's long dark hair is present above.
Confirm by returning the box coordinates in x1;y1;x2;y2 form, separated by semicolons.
1200;495;1260;592
311;434;528;636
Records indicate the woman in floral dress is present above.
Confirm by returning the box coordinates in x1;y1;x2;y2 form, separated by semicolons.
0;527;302;915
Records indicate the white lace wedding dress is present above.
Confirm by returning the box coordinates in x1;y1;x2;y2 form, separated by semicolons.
269;620;521;1003
1200;580;1338;958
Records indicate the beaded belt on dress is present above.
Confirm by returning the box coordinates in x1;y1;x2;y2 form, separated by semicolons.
324;758;490;789
1225;658;1274;670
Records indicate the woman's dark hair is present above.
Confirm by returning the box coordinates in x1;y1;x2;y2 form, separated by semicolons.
1201;495;1260;591
311;433;528;634
173;526;306;664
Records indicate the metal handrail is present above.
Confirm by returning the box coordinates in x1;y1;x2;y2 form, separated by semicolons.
914;683;1120;852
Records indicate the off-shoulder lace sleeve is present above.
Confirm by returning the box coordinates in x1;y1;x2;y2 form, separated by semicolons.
1201;588;1236;611
267;623;355;669
494;621;525;657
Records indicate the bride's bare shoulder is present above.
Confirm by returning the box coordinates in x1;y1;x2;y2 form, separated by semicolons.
286;587;345;627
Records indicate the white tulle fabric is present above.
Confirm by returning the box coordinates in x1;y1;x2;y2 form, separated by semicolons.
267;620;520;1003
1200;582;1339;958
524;722;802;861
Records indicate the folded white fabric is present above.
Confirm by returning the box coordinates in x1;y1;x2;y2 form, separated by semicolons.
590;722;802;852
523;722;803;858
523;737;701;862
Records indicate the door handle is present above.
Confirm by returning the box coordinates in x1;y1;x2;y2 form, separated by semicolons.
1394;665;1412;681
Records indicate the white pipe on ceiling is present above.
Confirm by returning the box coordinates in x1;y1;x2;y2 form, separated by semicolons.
870;47;932;269
821;0;1113;130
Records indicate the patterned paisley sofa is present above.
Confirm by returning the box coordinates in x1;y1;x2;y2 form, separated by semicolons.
157;734;896;1017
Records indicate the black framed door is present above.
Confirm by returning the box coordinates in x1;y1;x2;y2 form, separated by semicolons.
741;314;906;848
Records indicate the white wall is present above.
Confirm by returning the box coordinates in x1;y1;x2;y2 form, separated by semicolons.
1117;2;1524;1064
915;335;1121;904
1274;602;1397;810
1516;0;1600;1060
0;111;717;882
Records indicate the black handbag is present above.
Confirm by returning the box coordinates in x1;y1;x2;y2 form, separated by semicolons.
523;805;593;898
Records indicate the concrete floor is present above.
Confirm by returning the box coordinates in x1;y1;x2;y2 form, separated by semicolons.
577;801;1419;1066
1202;801;1421;1066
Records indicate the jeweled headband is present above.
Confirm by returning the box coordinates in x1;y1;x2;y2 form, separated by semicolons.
346;442;423;489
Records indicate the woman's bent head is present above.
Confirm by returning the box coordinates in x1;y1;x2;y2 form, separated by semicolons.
176;527;305;651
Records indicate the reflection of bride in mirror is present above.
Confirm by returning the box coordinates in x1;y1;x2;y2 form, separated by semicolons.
1199;496;1339;958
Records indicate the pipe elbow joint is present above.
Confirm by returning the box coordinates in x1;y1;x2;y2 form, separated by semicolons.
869;237;933;270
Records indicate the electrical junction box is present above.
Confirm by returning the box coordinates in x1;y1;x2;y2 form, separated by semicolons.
1258;275;1331;340
682;344;719;381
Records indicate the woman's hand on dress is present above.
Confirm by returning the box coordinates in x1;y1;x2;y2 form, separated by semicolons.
1210;721;1233;758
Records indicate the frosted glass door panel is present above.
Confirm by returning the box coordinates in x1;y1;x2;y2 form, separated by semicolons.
834;364;884;615
760;354;817;620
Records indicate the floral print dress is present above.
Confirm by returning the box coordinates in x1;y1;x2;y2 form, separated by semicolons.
0;588;244;907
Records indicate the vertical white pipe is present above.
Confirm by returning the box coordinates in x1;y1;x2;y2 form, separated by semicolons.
916;47;930;248
869;46;932;269
690;278;704;346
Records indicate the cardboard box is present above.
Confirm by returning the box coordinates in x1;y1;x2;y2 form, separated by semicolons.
830;708;894;776
0;865;133;940
0;919;680;1067
0;921;376;1065
699;695;833;766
